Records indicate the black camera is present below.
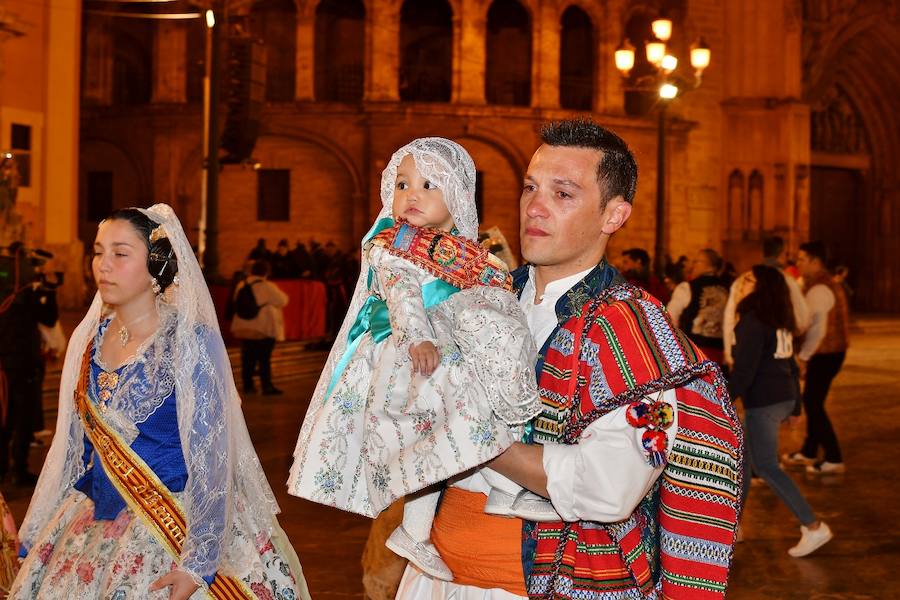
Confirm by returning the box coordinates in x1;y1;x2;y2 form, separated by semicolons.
0;243;62;302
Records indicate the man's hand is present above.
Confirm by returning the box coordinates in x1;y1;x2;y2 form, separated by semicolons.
409;341;440;375
489;442;549;498
149;569;200;600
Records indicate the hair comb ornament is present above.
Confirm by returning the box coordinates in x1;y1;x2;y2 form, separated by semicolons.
149;224;167;244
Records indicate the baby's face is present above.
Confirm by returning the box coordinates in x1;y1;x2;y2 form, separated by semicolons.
392;154;455;232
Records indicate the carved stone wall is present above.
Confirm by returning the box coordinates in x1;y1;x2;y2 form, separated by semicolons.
74;0;900;309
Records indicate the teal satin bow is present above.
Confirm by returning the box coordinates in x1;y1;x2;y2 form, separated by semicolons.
323;218;460;401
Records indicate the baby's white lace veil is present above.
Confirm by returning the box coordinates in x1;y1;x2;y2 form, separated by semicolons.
289;137;478;486
19;203;280;580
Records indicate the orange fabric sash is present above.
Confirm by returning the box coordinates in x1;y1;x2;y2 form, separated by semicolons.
75;340;254;600
432;488;527;597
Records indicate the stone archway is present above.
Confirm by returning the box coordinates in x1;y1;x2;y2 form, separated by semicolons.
803;2;900;311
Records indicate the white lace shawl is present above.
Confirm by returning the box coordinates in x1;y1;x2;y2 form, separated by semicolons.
19;203;281;581
290;137;479;488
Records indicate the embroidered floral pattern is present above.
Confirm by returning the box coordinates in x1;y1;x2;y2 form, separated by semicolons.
10;492;302;599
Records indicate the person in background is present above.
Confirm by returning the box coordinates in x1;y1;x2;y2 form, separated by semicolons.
248;237;270;261
723;235;810;367
620;247;670;302
291;241;313;278
667;248;729;365
729;264;833;557
0;244;58;486
270;239;296;279
231;259;289;396
783;241;850;475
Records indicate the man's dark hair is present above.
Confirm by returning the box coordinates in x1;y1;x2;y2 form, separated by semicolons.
622;248;650;268
539;118;638;205
251;259;271;277
799;240;828;264
762;236;784;259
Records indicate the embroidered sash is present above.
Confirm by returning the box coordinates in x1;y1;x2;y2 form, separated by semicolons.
74;341;255;600
367;221;513;291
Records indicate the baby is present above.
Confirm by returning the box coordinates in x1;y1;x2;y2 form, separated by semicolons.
289;138;549;580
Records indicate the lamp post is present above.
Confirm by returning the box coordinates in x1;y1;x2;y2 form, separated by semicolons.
199;2;223;280
615;19;711;276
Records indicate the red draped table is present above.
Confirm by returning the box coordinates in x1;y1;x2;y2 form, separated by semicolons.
211;279;328;342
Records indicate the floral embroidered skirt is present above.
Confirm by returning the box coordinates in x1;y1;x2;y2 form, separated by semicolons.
0;492;19;597
9;492;310;600
290;286;540;518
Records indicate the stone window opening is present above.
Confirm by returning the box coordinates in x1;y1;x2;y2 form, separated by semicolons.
258;168;291;221
559;5;594;111
486;0;532;106
399;0;453;102
315;0;365;102
250;0;298;102
112;26;153;105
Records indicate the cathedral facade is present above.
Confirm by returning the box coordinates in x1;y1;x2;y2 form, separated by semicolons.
71;0;900;310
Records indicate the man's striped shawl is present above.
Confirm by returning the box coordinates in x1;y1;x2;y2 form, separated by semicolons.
525;284;744;600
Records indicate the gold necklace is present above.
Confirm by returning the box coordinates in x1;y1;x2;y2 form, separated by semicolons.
116;312;155;348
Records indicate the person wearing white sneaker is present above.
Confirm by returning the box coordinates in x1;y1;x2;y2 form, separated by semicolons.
788;522;833;557
790;242;850;474
729;265;833;557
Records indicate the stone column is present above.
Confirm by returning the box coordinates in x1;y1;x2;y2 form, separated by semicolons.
365;2;399;101
153;20;187;103
597;0;625;114
45;0;84;307
453;1;486;104
533;3;559;108
295;11;315;101
82;16;112;105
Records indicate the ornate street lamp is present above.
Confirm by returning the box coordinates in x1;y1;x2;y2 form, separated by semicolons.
615;21;711;276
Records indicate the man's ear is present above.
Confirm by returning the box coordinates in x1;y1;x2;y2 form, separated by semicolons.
601;197;632;235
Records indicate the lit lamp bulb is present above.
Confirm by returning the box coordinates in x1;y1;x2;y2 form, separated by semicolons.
205;9;215;28
615;39;636;74
651;18;673;42
659;83;679;99
646;39;666;66
690;37;711;74
661;54;678;73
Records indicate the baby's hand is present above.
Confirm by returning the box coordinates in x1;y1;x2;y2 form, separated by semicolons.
409;341;440;376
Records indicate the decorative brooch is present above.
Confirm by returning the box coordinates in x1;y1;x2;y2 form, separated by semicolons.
625;391;675;468
97;370;120;411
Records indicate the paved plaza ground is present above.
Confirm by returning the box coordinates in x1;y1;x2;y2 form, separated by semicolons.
4;316;898;598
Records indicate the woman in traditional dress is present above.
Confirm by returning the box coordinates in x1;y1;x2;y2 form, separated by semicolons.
10;204;310;599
